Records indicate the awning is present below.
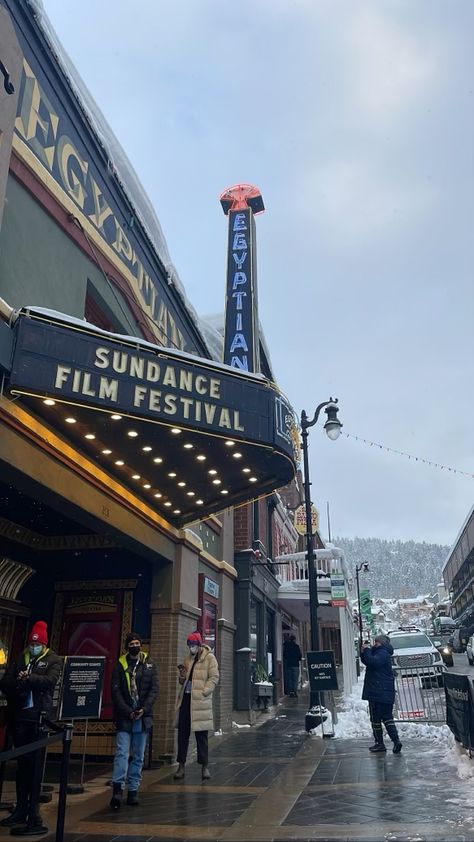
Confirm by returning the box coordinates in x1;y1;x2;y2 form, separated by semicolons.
4;310;297;527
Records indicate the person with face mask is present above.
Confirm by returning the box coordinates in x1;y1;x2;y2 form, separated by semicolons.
110;632;158;810
0;620;62;836
174;631;219;781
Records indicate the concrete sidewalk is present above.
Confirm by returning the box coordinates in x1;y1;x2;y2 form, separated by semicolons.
1;692;474;841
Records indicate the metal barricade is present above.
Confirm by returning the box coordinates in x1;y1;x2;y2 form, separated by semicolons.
393;666;446;723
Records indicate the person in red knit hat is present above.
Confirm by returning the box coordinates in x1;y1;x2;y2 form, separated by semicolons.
173;631;219;781
0;620;62;836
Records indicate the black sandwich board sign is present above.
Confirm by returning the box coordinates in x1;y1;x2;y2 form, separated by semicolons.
307;650;338;693
444;672;474;750
59;656;105;720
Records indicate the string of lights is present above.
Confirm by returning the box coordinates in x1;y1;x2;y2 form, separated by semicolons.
344;432;474;479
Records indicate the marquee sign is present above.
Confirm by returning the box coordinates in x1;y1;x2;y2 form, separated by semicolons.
10;317;286;444
6;313;296;525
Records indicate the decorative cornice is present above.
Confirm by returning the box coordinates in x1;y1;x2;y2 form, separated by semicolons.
0;516;117;551
55;579;137;592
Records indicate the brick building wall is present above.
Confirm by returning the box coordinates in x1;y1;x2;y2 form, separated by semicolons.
234;505;251;550
149;604;200;762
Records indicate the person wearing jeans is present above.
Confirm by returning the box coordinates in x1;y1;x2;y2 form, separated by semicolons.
110;633;158;809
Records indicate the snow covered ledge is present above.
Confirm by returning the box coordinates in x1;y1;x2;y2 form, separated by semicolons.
0;296;15;324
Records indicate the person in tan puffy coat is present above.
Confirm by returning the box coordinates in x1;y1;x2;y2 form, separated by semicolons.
174;631;219;781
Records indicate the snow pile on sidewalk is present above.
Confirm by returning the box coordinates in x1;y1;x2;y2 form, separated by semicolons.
333;679;455;753
334;690;372;738
444;740;474;781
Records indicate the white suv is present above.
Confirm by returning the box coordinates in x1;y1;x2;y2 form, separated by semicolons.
389;630;445;686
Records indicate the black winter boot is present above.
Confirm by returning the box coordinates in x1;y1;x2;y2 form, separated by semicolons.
127;790;139;805
369;722;385;752
385;720;402;753
10;820;48;837
110;782;123;810
0;809;28;827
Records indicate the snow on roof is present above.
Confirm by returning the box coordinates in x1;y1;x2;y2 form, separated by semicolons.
397;596;432;605
18;307;268;381
27;0;222;357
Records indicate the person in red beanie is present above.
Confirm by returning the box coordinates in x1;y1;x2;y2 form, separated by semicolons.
173;631;219;781
0;621;62;836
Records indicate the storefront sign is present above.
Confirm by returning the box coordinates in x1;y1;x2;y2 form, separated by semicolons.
223;208;260;373
204;577;219;598
306;650;338;692
4;0;201;353
330;573;346;608
294;504;319;535
59;655;105;720
444;673;474;749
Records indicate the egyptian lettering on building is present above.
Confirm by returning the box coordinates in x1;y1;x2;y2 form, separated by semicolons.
12;50;191;352
223;208;260;373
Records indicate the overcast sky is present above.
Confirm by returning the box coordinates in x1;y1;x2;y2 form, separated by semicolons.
41;0;474;547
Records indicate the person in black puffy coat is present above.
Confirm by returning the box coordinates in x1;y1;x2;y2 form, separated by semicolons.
361;634;402;754
0;620;62;833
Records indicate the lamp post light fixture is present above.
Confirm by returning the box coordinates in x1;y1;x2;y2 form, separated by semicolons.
356;562;370;648
300;398;342;711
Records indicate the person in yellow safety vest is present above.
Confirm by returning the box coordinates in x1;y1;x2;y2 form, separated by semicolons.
110;632;158;809
0;620;62;836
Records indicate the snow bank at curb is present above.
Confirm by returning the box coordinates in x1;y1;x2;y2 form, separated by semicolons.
323;680;456;753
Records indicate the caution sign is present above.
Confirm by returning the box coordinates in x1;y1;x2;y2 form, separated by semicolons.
307;650;338;692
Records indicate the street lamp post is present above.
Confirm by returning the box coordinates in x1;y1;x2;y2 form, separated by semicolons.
300;397;342;711
356;562;370;648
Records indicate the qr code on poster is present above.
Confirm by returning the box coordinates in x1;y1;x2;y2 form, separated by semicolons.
77;695;86;707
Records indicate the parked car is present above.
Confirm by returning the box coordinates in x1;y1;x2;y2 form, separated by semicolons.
389;630;445;686
429;636;454;668
466;636;474;666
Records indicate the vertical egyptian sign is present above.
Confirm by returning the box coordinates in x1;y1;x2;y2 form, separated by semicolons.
223;207;260;373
